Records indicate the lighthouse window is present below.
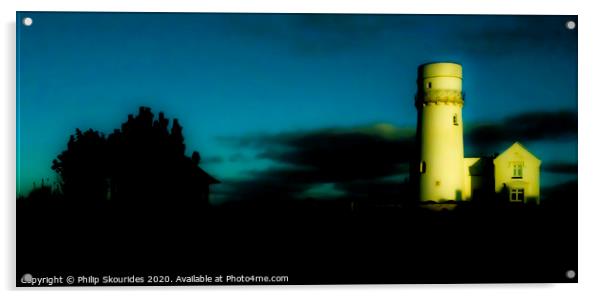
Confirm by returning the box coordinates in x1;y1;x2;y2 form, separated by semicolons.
420;161;426;173
453;114;459;126
427;82;432;88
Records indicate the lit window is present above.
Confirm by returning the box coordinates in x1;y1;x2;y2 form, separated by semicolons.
510;188;525;202
420;161;426;173
512;162;524;179
453;114;459;126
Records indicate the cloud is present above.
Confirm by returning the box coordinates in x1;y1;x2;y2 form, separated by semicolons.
228;153;252;163
216;124;415;201
203;156;224;164
255;128;413;182
466;110;577;153
222;14;417;55
215;171;312;202
452;15;577;56
216;110;576;202
542;162;578;174
224;124;415;182
225;14;575;58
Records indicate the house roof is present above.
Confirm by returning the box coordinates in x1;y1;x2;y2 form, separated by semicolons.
197;168;220;184
493;142;541;166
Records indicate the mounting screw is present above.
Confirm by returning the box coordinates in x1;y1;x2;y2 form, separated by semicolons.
566;20;576;30
21;273;33;283
22;17;33;26
566;270;576;279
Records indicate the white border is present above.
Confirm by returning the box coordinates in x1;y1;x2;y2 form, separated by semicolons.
2;1;601;298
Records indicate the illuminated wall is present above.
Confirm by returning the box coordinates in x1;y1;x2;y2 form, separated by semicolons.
463;157;481;200
415;62;466;203
493;142;541;204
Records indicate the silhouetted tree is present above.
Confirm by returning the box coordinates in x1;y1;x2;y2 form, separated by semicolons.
25;179;60;202
52;128;108;202
48;106;218;206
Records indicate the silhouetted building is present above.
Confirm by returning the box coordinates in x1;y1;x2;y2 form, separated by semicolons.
188;162;220;203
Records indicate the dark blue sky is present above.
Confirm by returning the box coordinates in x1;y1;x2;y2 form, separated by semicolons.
17;12;577;199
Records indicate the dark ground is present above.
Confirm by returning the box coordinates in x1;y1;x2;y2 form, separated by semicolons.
16;183;577;286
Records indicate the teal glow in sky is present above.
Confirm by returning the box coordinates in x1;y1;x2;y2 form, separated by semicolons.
17;13;577;199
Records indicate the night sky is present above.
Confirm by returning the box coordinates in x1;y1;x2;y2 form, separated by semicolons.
17;12;577;202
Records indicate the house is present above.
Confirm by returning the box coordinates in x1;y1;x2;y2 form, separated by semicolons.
463;142;541;205
492;142;541;205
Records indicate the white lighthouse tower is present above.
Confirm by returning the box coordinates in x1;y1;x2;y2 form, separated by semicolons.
415;62;466;207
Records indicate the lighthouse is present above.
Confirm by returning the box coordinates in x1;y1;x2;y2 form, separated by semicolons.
415;62;466;206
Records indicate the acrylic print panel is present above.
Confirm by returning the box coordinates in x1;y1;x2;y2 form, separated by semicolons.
16;12;578;286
